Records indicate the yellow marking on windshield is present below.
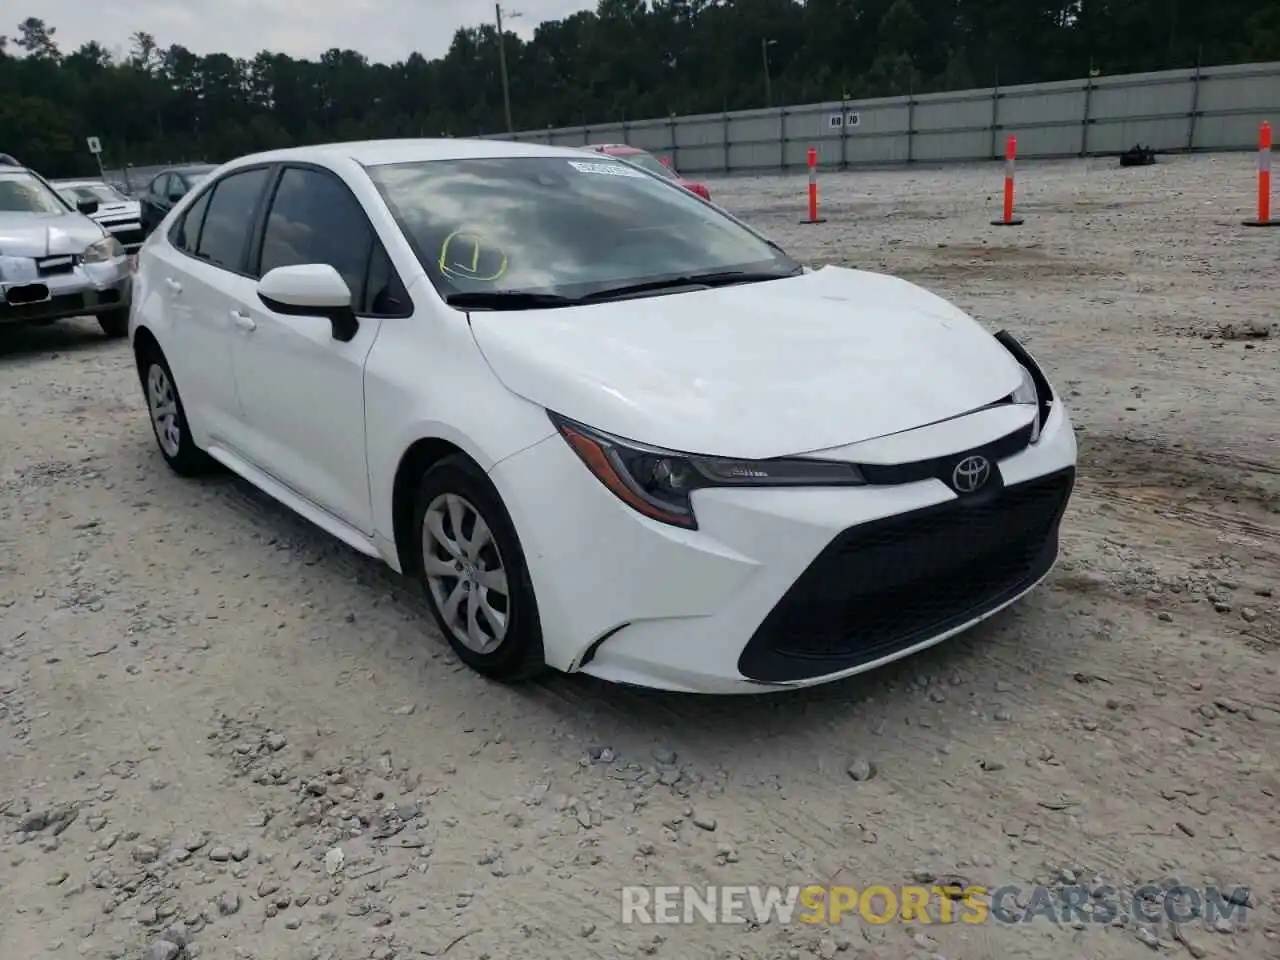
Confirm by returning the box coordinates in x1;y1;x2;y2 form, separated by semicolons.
438;229;508;282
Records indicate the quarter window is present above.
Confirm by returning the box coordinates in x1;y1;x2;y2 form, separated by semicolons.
171;188;211;254
194;168;269;272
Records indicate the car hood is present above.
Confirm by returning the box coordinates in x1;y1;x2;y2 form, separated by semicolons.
0;211;106;257
468;265;1026;459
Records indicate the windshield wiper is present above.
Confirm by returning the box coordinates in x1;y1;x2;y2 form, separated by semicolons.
446;266;801;311
445;291;577;311
577;267;801;303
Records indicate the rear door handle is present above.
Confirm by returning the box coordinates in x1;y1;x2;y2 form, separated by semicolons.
231;310;256;331
165;277;181;293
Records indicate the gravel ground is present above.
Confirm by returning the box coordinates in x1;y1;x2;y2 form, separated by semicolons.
1;152;1277;960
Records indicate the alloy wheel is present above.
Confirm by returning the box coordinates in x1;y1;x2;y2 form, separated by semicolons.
147;364;181;458
421;492;510;654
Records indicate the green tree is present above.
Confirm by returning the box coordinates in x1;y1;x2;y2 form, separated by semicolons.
0;0;1265;177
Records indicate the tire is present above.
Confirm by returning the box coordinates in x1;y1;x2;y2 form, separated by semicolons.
98;308;129;338
136;344;217;476
412;454;546;681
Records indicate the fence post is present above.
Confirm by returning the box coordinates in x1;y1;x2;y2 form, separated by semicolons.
779;108;787;170
906;81;915;164
621;118;630;145
840;95;849;169
1186;50;1202;151
1081;75;1093;156
668;115;679;170
990;67;1000;158
722;111;731;173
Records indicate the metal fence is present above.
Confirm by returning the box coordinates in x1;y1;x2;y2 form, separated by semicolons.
100;164;172;194
487;61;1280;173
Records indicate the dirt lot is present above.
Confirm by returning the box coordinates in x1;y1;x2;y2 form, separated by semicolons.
1;152;1277;960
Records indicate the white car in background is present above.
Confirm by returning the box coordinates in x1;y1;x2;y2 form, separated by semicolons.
128;139;1077;694
52;178;145;252
0;162;132;337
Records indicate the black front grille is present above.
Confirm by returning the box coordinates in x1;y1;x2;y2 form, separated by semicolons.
35;255;76;276
738;467;1075;683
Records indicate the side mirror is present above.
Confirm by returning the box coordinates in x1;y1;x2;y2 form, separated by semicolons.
257;264;359;342
167;191;184;203
76;198;99;215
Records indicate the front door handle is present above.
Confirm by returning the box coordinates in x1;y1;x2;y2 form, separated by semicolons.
164;277;182;293
231;310;256;331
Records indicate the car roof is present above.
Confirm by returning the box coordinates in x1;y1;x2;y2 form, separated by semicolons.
221;138;602;171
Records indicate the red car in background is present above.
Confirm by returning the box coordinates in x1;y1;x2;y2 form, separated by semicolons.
584;143;711;201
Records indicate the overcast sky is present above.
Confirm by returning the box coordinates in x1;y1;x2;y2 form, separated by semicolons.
29;0;593;64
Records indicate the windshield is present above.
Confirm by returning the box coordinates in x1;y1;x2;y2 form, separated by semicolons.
618;151;677;179
367;155;795;302
57;183;127;205
0;171;70;214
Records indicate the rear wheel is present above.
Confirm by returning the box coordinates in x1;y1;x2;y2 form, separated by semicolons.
412;455;545;681
98;308;129;338
137;345;216;476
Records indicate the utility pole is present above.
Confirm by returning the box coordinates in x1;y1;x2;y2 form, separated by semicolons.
495;3;518;133
761;38;777;108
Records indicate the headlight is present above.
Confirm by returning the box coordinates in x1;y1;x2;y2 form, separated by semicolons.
549;412;865;530
82;235;124;263
1010;364;1041;442
994;330;1054;444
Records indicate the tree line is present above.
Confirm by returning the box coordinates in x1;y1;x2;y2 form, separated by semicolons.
3;0;1277;178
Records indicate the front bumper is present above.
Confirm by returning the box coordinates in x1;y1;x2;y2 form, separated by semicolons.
491;399;1078;694
0;255;131;326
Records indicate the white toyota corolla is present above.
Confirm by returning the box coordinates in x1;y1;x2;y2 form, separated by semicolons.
128;138;1077;694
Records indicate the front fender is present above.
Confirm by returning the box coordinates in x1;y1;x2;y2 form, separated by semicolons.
364;289;557;551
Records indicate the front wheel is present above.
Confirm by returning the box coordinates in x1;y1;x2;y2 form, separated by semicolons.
138;347;216;476
412;455;546;681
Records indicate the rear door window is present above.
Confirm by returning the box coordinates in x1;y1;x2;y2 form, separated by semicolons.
194;168;270;272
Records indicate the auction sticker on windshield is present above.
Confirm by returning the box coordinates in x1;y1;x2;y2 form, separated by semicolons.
567;160;645;178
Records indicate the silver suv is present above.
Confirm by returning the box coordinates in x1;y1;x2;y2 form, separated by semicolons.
0;160;132;338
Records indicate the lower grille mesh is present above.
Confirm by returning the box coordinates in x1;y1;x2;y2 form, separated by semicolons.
738;467;1075;682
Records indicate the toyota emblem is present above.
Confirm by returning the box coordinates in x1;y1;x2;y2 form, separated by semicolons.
951;455;991;493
